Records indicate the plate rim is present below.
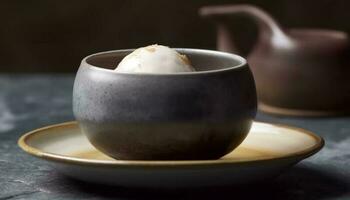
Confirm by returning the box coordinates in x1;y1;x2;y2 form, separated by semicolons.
18;121;324;168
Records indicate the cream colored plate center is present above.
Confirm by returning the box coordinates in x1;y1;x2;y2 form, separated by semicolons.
25;122;320;162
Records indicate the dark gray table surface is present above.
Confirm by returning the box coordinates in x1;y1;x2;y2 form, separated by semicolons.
0;74;349;200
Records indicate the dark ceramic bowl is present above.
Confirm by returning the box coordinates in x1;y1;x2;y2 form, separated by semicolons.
73;49;257;160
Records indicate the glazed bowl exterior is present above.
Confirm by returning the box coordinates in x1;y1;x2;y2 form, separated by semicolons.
73;49;257;160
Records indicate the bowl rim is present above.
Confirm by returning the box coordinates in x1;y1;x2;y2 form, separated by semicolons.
81;48;248;76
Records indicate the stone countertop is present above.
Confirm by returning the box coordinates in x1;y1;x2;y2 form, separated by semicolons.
0;74;349;200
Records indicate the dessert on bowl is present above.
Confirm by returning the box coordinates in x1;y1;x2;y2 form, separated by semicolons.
115;44;195;73
73;45;257;160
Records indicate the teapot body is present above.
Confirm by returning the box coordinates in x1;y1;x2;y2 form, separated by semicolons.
248;29;350;116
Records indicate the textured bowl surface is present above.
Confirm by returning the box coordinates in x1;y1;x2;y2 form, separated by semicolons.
73;49;257;160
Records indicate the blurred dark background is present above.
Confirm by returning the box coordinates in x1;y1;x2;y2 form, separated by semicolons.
1;0;349;73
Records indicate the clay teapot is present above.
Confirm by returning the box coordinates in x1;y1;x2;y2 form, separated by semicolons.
200;4;350;116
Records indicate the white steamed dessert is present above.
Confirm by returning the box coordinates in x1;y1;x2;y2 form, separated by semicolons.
115;44;195;73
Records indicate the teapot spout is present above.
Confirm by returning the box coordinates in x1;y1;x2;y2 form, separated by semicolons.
200;4;293;47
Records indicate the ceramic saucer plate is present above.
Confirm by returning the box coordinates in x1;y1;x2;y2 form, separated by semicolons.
258;102;349;117
18;121;324;188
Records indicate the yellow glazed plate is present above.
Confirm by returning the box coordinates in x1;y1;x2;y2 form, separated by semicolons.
18;121;324;187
